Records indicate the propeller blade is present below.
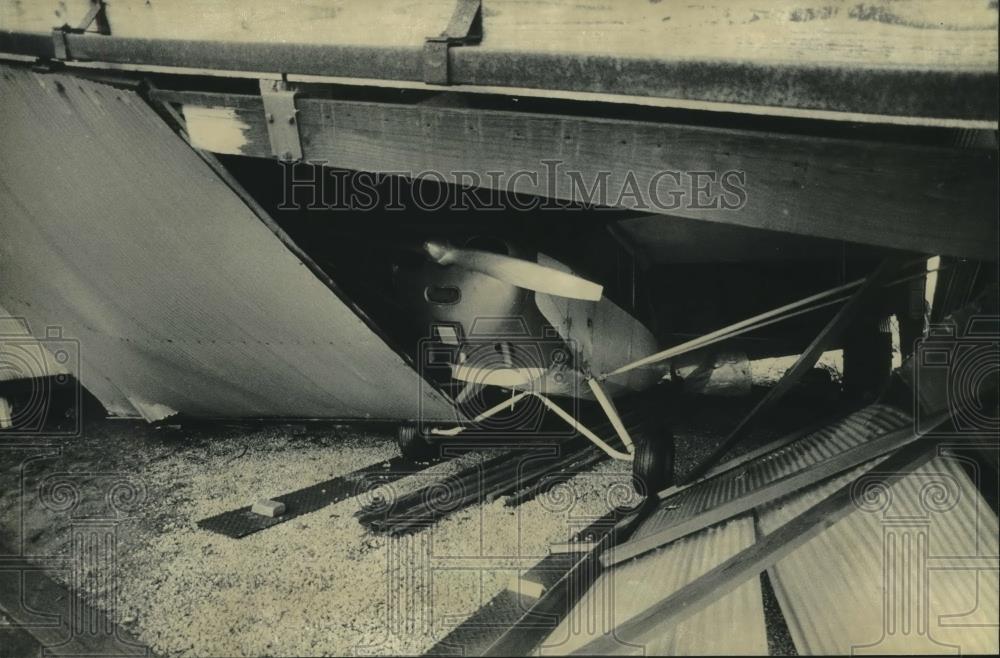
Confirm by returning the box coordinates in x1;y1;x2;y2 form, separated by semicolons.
451;364;547;387
424;241;603;301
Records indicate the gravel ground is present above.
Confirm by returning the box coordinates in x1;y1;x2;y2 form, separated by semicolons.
0;421;637;657
0;388;826;657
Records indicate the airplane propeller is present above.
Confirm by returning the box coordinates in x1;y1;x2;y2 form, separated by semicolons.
423;240;604;301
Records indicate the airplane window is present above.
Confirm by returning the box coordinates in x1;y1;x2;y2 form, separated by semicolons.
425;285;461;304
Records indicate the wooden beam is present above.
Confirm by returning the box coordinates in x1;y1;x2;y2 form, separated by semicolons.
573;438;941;655
683;258;903;482
150;88;998;260
602;418;925;567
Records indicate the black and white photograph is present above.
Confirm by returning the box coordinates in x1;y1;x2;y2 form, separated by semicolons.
0;1;998;656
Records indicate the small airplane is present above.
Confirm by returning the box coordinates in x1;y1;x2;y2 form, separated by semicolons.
391;237;718;493
391;236;911;494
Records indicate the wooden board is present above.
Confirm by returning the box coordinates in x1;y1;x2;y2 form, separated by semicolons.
0;0;454;47
153;88;999;260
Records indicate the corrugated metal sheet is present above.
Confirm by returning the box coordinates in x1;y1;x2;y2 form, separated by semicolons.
0;65;454;420
760;454;1000;655
630;404;912;543
540;517;767;655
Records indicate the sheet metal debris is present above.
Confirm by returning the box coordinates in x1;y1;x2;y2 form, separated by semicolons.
760;452;1000;655
605;404;912;564
541;516;767;655
0;65;454;421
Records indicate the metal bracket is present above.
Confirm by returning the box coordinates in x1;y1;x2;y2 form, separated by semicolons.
423;0;482;85
51;1;110;60
259;79;303;162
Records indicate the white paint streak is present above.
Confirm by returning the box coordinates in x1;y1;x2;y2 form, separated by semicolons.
181;105;250;155
126;396;179;423
889;314;903;369
0;397;12;429
925;255;942;315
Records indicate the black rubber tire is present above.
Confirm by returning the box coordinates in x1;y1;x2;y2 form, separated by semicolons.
396;423;438;462
632;433;674;498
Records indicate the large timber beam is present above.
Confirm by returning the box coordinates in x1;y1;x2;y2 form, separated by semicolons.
151;88;998;260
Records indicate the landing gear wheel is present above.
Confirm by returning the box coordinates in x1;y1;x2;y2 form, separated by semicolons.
631;432;674;498
397;423;438;462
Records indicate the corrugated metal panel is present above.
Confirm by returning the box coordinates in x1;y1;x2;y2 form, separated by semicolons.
630;404;912;542
760;454;1000;655
540;517;767;655
0;65;454;420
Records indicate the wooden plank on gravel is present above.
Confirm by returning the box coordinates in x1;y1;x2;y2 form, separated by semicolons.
198;453;447;538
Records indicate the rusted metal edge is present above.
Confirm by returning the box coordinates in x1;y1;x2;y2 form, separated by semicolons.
0;31;996;120
423;0;482;84
654;404;866;501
